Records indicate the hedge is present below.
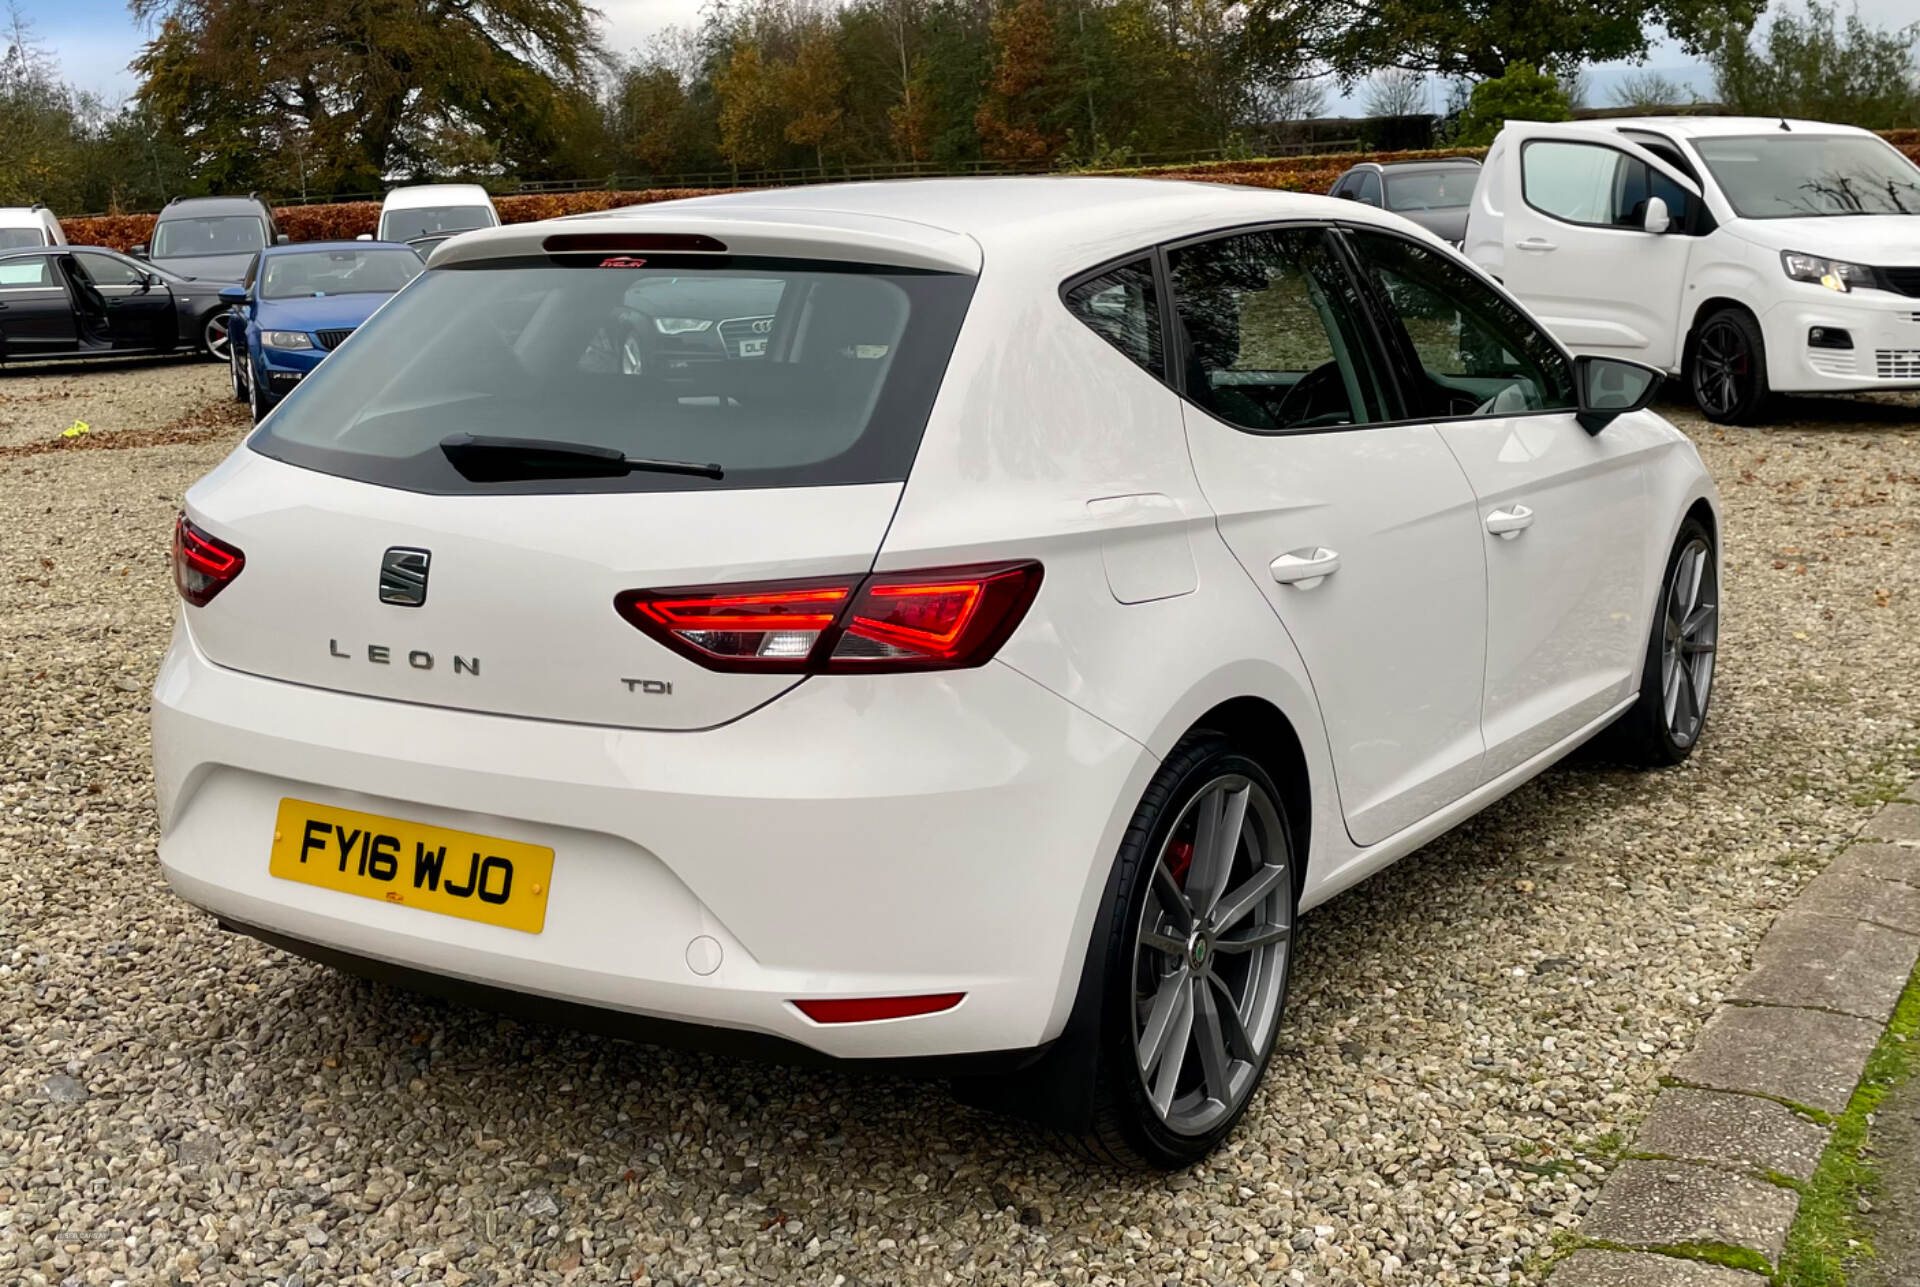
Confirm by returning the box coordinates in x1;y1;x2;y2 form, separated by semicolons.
58;133;1920;253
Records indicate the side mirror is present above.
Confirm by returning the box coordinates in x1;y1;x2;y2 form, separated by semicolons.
355;233;373;241
1575;354;1661;434
218;286;248;306
1642;195;1671;234
275;233;290;245
130;244;148;260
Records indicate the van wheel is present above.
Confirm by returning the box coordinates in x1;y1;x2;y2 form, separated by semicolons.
1689;308;1769;425
1592;518;1719;767
1079;735;1295;1169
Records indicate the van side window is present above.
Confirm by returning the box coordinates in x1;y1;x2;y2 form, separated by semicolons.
1062;258;1164;378
1521;140;1690;229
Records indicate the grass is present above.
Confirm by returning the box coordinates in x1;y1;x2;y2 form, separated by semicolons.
1775;959;1920;1285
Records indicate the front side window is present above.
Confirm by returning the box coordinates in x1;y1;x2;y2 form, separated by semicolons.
1521;141;1689;229
262;248;423;300
1693;134;1920;218
1355;172;1383;207
1168;227;1390;432
1062;258;1162;377
1348;229;1576;419
73;252;143;286
251;255;975;495
152;215;267;258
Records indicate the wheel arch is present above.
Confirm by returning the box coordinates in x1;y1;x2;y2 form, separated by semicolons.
1186;696;1312;901
1683;295;1759;361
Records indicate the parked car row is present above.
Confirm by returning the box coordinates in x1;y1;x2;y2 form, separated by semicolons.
1328;116;1920;422
0;184;497;376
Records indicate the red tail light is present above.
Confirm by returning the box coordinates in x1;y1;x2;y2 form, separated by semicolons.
614;561;1042;674
793;993;965;1023
172;515;245;606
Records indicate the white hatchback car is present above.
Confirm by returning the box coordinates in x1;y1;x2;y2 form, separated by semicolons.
153;178;1720;1167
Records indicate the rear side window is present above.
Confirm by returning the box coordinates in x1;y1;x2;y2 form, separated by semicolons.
1062;258;1163;377
250;255;976;494
0;256;53;286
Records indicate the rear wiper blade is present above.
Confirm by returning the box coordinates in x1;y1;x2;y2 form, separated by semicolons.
439;433;723;482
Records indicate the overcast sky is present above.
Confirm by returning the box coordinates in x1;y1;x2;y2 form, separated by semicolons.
16;0;1917;115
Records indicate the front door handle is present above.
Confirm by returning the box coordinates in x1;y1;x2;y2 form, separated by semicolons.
1270;547;1341;588
1516;237;1557;252
1486;505;1535;539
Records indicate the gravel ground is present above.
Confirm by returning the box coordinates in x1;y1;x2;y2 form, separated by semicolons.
1;365;1918;1287
0;356;232;451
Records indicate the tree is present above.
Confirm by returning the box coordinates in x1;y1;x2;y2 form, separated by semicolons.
1449;62;1570;145
1610;69;1689;108
1364;67;1427;117
976;0;1068;161
716;41;787;170
130;0;604;193
782;21;849;172
1314;0;1765;83
1710;1;1920;130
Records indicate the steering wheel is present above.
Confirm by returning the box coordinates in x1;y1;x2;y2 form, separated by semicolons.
1273;361;1349;428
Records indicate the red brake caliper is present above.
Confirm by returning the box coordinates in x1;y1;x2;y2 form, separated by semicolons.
1166;839;1195;889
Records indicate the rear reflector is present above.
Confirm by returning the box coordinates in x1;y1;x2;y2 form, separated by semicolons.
172;514;245;606
793;993;965;1024
615;562;1042;674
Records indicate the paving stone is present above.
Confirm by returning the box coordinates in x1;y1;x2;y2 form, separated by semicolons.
1582;1160;1798;1262
1673;1005;1881;1116
1551;1249;1769;1287
1794;871;1920;936
1863;802;1920;843
1828;842;1920;888
1634;1086;1830;1182
1729;911;1920;1022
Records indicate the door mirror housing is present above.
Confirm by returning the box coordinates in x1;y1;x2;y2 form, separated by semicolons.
1575;355;1661;434
275;233;290;245
130;244;148;260
1642;195;1671;234
218;285;248;306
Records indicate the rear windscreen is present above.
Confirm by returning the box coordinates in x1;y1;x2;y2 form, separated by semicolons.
249;255;977;494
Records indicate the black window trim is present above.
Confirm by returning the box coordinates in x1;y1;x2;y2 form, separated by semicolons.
1331;220;1584;430
1517;136;1706;236
1057;248;1176;387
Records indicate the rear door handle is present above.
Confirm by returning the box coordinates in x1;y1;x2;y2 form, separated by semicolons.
1270;547;1340;588
1486;505;1535;539
1516;237;1557;252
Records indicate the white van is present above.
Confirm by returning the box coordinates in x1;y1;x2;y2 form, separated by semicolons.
0;204;67;250
1464;117;1920;422
375;184;500;255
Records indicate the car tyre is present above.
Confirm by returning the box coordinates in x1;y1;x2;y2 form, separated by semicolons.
229;343;248;402
1688;307;1770;425
249;368;270;424
1078;734;1296;1170
202;310;232;363
1591;517;1719;767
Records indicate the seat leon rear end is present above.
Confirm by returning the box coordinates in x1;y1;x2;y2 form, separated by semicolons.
154;178;1720;1168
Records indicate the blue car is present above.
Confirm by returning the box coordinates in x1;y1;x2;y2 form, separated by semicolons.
224;241;424;422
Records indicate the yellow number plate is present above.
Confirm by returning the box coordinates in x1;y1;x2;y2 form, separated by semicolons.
268;799;554;934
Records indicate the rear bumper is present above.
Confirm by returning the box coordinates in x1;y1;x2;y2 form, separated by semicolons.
152;624;1152;1060
1759;290;1920;392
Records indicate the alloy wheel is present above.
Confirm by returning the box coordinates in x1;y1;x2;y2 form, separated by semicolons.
1661;538;1718;748
1691;319;1749;420
203;312;232;363
1132;774;1291;1137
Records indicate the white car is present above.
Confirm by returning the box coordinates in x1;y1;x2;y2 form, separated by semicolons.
153;178;1720;1167
1464;116;1920;423
0;203;66;250
375;183;501;254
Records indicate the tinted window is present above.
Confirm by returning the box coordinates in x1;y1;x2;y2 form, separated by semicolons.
153;215;267;258
1386;168;1474;212
0;256;53;286
1521;141;1689;228
251;257;975;495
1348;230;1576;418
262;248;423;299
1355;172;1383;207
382;205;495;243
1694;134;1920;218
73;252;143;286
1063;258;1162;377
1168;227;1390;432
0;227;46;250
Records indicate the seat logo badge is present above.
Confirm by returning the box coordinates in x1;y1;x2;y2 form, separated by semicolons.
379;547;431;607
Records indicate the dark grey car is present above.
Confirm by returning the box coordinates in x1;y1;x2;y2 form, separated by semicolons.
134;195;285;291
1329;158;1480;246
